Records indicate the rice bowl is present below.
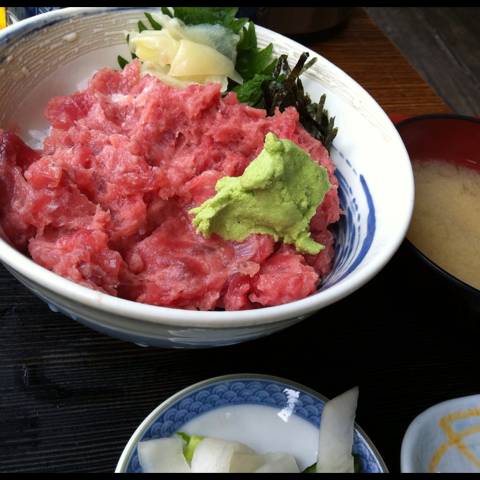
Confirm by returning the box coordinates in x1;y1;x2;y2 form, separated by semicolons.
0;7;414;347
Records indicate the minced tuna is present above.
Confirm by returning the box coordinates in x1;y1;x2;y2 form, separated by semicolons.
0;61;340;311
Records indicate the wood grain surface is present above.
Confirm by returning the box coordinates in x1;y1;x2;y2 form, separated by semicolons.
0;7;476;474
366;6;480;116
310;8;451;116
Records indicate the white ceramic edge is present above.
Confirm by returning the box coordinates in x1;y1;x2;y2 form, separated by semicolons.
0;7;414;329
400;393;480;473
114;373;389;473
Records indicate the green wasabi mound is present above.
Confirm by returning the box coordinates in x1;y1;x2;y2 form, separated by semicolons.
190;133;331;254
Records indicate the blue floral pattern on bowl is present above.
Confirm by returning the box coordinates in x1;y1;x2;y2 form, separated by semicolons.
322;147;376;288
122;376;387;473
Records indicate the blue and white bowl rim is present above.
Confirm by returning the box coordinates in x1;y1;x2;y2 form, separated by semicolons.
116;373;388;473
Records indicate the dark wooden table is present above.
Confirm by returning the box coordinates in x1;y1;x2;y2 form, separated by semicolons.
1;8;477;474
366;6;480;116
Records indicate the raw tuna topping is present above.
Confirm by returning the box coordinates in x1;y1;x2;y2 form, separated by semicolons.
0;61;340;310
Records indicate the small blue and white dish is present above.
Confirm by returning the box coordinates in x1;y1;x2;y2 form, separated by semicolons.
115;374;388;473
401;394;480;473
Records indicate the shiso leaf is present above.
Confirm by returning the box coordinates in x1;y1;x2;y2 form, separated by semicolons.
117;55;129;70
161;6;173;17
236;43;275;83
233;73;272;107
235;21;276;83
237;20;257;52
171;7;248;34
145;12;163;30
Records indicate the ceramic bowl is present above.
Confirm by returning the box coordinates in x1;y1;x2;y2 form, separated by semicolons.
396;114;480;312
401;394;480;473
115;374;388;473
0;7;413;348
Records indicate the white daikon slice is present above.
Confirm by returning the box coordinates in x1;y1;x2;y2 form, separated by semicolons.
229;452;266;473
316;387;359;473
190;437;255;473
254;453;300;473
137;437;191;473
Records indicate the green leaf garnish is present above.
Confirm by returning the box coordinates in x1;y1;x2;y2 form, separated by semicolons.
177;432;205;463
145;12;162;30
124;34;137;61
138;20;148;33
236;43;276;83
171;7;247;34
234;21;276;84
161;6;173;17
118;55;129;70
233;73;272;107
237;20;257;51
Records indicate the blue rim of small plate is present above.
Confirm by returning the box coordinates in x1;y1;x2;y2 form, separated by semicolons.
116;373;388;473
396;114;480;299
